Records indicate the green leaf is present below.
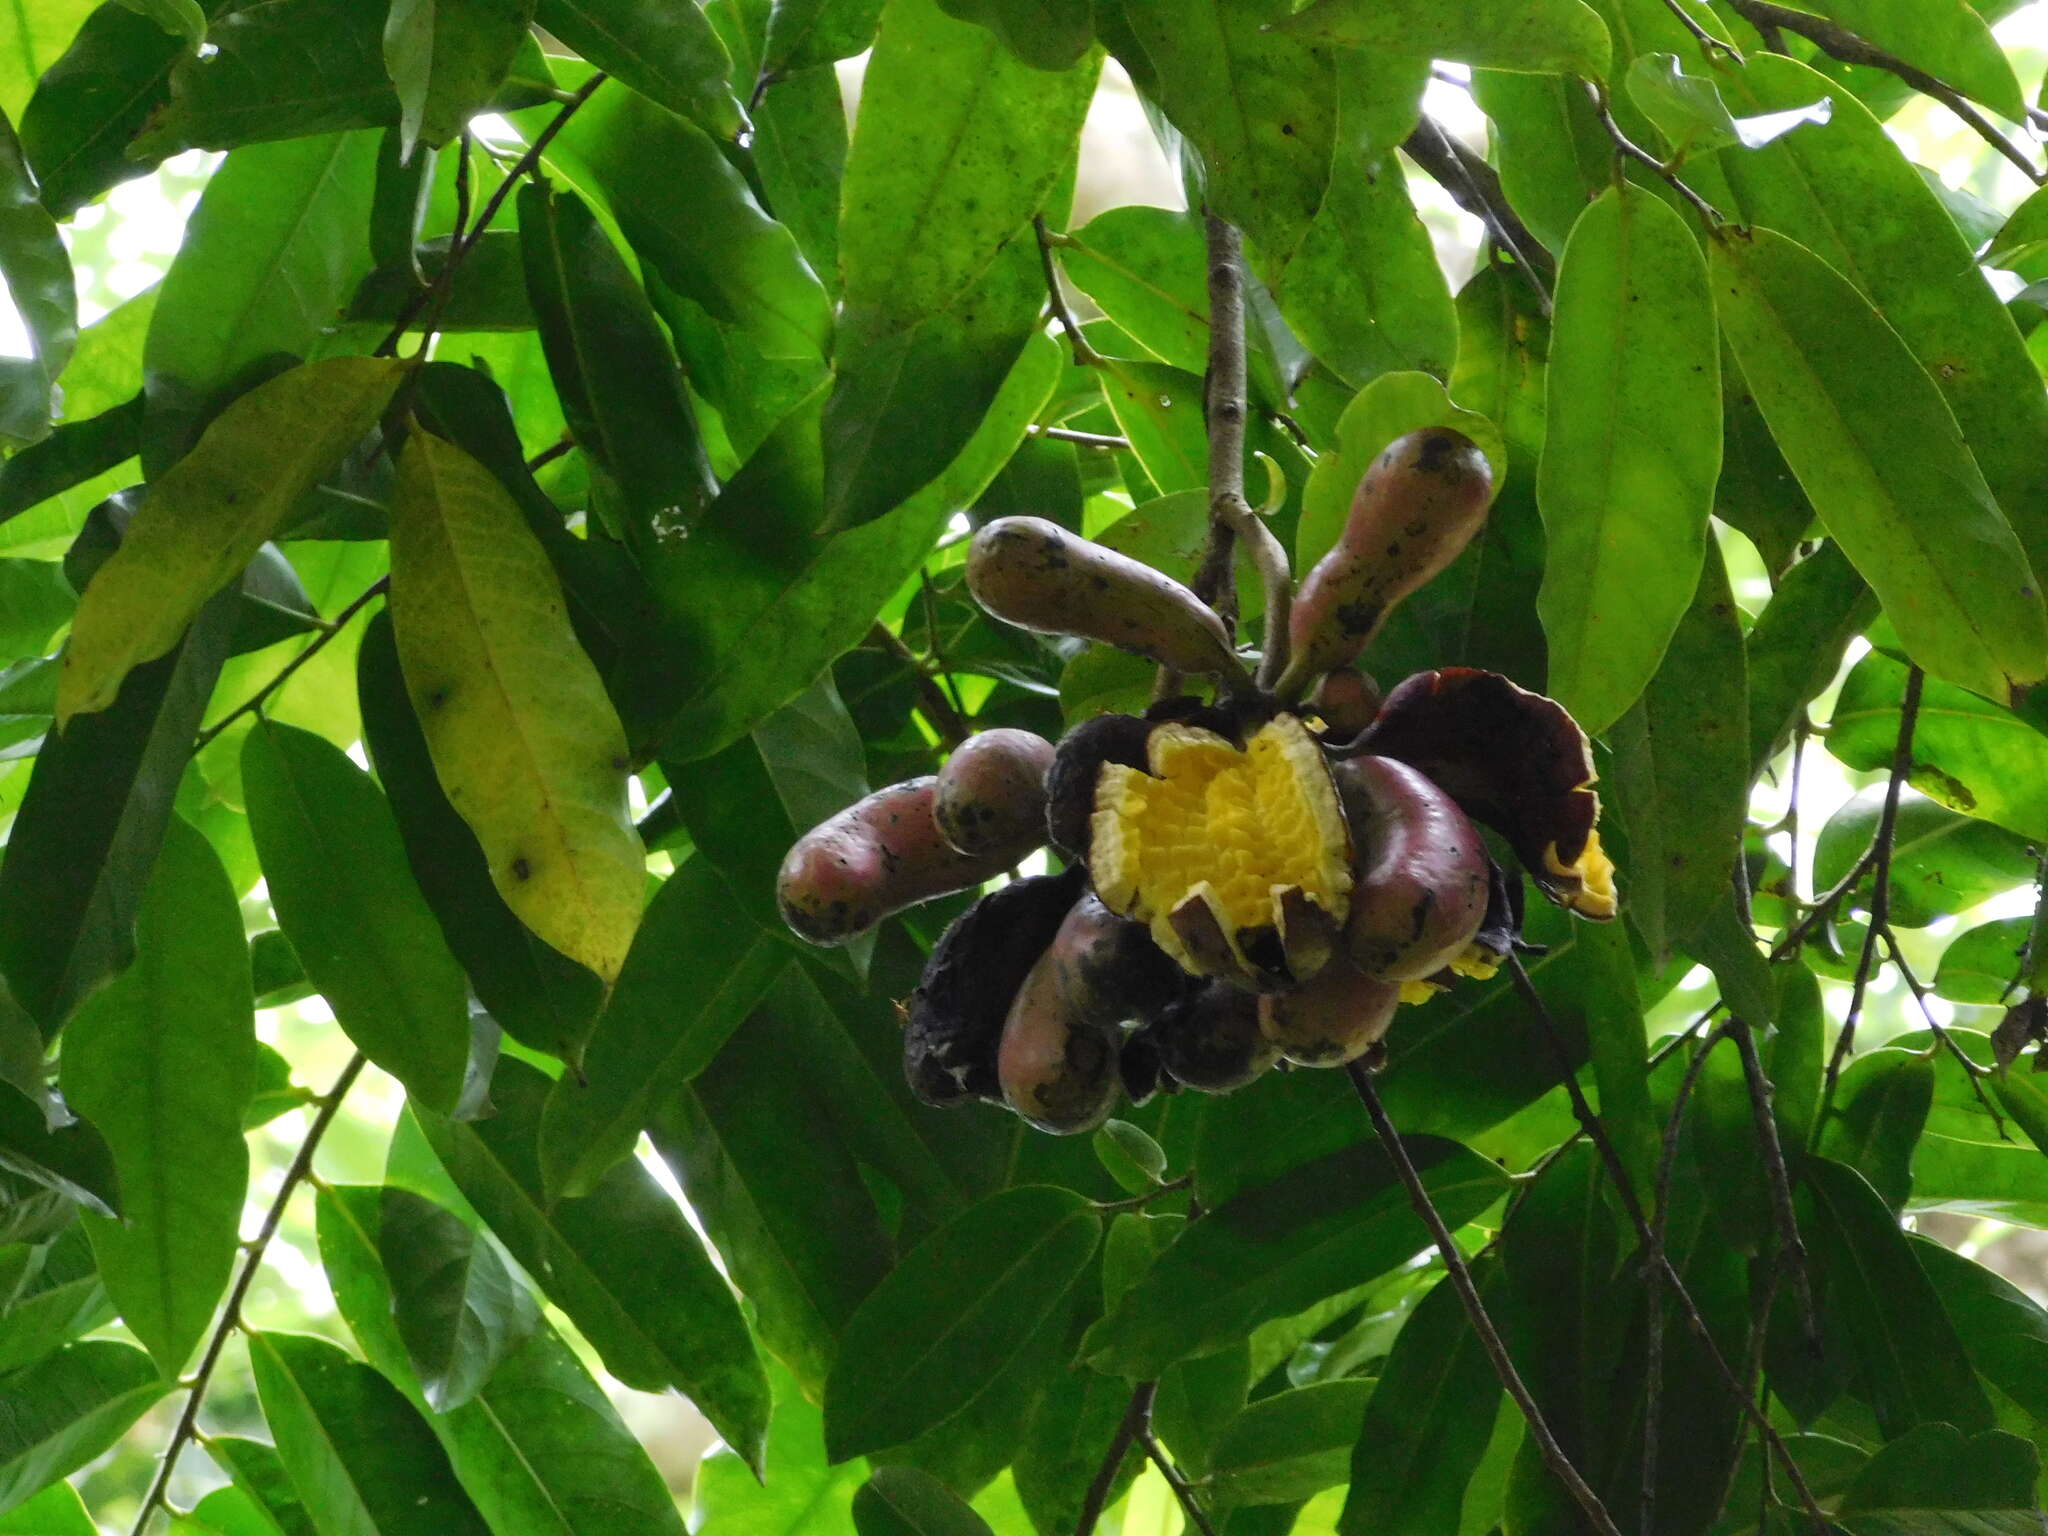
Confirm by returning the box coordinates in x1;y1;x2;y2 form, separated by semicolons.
1934;918;2029;1007
1339;1272;1501;1536
1912;1234;2048;1429
537;858;786;1197
516;180;715;546
1713;228;2048;705
59;817;252;1374
691;1361;867;1531
0;560;75;662
56;357;400;724
0;112;75;450
652;331;1061;761
1275;0;1611;76
384;0;533;158
1803;1155;1994;1439
316;1184;690;1536
1625;52;1828;156
248;1331;492;1536
1835;1424;2042;1535
0;396;142;553
379;1188;537;1413
1827;649;2048;843
0;1481;96;1536
1821;1049;1935;1213
17;4;187;216
1605;542;1749;959
1713;52;2048;636
1467;69;1605;257
1807;0;2024;121
1086;1137;1507;1379
824;1185;1099;1462
208;1435;319;1536
242;718;470;1111
1744;542;1875;780
0;1341;165;1517
1117;0;1332;266
532;0;740;139
854;1467;997;1536
1572;915;1658;1197
1204;1381;1369;1507
1058;207;1214;380
764;0;885;73
357;612;604;1062
1811;793;2036;929
0;1083;117;1218
0;0;96;122
142;130;381;451
1537;184;1720;737
387;428;646;982
0;1228;113;1378
1014;1363;1145;1531
933;0;1090;72
750;64;847;296
0;590;233;1029
422;1058;771;1469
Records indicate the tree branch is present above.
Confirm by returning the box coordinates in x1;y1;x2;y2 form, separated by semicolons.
1027;424;1130;451
1139;1431;1219;1536
128;1054;368;1536
1662;0;1743;59
1731;1018;1817;1350
1402;117;1554;309
866;622;970;749
1345;1062;1626;1536
1585;81;1725;225
1073;1380;1156;1536
1035;216;1104;369
193;578;389;752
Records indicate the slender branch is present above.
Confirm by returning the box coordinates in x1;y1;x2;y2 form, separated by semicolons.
193;578;389;751
1346;1062;1625;1536
1820;666;1924;1121
1661;0;1743;59
1585;81;1725;225
375;73;608;355
1402;117;1555;310
1138;1431;1219;1536
1882;928;2010;1136
917;572;971;725
866;622;970;749
1731;1019;1817;1346
1035;216;1104;369
128;1054;368;1536
1769;842;1877;963
526;436;574;473
1026;424;1130;451
1074;1380;1156;1536
1722;0;2044;185
1092;1173;1194;1214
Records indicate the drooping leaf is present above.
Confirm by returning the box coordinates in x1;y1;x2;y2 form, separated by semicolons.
386;427;645;982
1086;1137;1507;1380
55;357;400;725
1833;1424;2042;1536
1712;226;2048;705
316;1184;690;1536
1933;918;2030;1007
248;1330;492;1536
242;717;470;1112
0;1083;117;1218
58;818;252;1374
1204;1381;1369;1508
1821;1049;1935;1213
532;0;741;139
17;3;193;215
383;0;534;159
422;1058;771;1469
1537;184;1720;737
537;858;786;1197
1276;0;1610;76
824;1185;1099;1462
0;1340;165;1517
378;1187;538;1412
0;112;75;451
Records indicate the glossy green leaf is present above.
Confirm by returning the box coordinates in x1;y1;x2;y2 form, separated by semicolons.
1713;229;2048;705
1821;1049;1935;1212
764;0;885;72
208;1435;319;1536
1087;1137;1506;1379
248;1330;492;1536
1467;69;1604;257
1811;792;2037;929
537;858;786;1197
1537;184;1720;736
1934;918;2029;1006
1811;0;2024;120
1835;1424;2041;1535
357;612;604;1062
378;1188;537;1412
317;1184;690;1536
0;1340;165;1517
1117;0;1331;266
0;1228;112;1378
1606;543;1748;959
750;64;846;296
0;112;75;450
824;1185;1098;1461
533;0;740;139
1803;1155;1994;1438
242;717;469;1111
387;427;646;982
1827;649;2048;843
18;4;189;216
1058;207;1213;379
383;0;533;158
1744;541;1875;779
517;180;714;545
59;818;252;1373
1204;1381;1369;1508
1276;0;1610;76
423;1058;770;1468
0;1480;97;1536
1339;1272;1500;1536
853;1467;996;1536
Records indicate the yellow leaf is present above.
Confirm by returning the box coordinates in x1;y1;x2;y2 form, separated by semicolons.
58;355;406;726
387;428;645;981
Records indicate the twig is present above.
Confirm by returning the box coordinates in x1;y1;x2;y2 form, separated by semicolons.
1346;1062;1625;1536
1197;214;1291;690
1138;1431;1219;1536
1402;118;1554;309
1882;928;2010;1136
1026;424;1130;451
1585;81;1724;225
1073;1380;1155;1536
917;572;971;725
375;74;608;355
1723;0;2044;185
127;1054;368;1536
526;437;574;472
1731;1019;1816;1346
193;579;389;751
1035;216;1103;369
1769;842;1877;963
1092;1173;1194;1214
1661;0;1742;59
866;622;970;749
1820;666;1924;1122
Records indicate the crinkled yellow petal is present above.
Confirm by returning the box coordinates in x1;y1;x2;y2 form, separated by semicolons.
1450;946;1501;981
1399;979;1445;1006
1544;826;1617;920
1090;715;1352;977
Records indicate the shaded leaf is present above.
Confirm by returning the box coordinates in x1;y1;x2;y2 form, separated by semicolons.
1835;1424;2041;1535
854;1467;997;1536
1205;1381;1369;1507
690;1361;866;1532
0;1340;165;1518
0;1085;116;1218
0;112;75;450
17;4;190;216
0;1481;96;1535
208;1435;319;1536
384;0;533;158
1812;793;2036;930
1934;918;2030;1007
1276;0;1610;76
1821;1049;1935;1213
379;1188;537;1412
0;1228;112;1378
1744;541;1874;780
533;0;740;139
